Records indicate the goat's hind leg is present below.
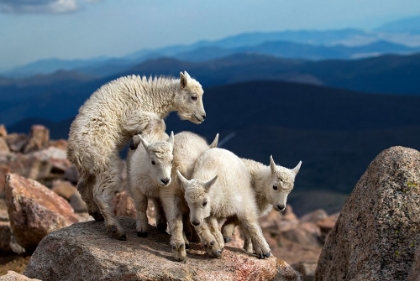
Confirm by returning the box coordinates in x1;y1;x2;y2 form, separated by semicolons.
93;163;126;241
77;173;104;221
151;198;167;233
221;216;239;243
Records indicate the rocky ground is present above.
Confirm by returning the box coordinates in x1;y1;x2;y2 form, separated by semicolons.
1;124;419;280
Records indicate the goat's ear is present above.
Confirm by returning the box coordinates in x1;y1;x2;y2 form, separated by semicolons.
292;161;302;175
168;131;175;146
129;135;141;150
138;135;149;150
209;133;219;148
176;170;189;187
270;155;277;173
203;175;218;191
180;72;188;89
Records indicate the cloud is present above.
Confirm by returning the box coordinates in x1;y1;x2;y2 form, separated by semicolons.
0;0;101;14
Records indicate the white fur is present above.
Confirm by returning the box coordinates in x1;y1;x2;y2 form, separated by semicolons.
67;72;206;239
222;156;302;252
127;129;218;261
177;148;271;259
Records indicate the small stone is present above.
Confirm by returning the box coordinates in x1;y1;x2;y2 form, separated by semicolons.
23;125;50;153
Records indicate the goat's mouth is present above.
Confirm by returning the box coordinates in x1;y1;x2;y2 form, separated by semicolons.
194;114;204;124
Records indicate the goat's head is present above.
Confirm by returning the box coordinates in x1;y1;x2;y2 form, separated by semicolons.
138;132;174;187
174;71;206;125
177;170;217;226
267;156;302;212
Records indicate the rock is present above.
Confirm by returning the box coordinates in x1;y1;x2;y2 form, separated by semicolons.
0;271;41;281
48;139;67;151
0;220;13;251
112;191;137;218
0;165;10;198
408;246;420;281
69;192;87;213
0;221;25;254
23;125;49;154
315;146;420;281
24;217;301;281
5;134;29;153
282;222;323;247
0;138;9;154
0;124;7;137
292;262;317;281
63;166;78;183
299;209;328;223
32;147;71;178
0;153;52;181
316;213;339;243
51;180;77;200
316;213;338;233
4;173;78;251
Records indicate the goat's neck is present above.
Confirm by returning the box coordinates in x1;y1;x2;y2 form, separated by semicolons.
252;165;273;214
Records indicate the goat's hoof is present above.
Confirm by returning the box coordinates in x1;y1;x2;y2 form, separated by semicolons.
137;231;147;238
264;252;271;258
224;237;232;243
91;212;104;222
117;234;127;241
157;223;167;233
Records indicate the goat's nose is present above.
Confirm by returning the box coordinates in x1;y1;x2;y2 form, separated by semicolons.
277;204;285;211
192;221;200;226
161;178;170;185
201;114;206;120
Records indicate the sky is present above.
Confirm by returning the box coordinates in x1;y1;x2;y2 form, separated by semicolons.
1;0;420;70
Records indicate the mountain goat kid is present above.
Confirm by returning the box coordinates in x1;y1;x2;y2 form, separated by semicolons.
221;156;302;252
67;72;206;240
128;130;218;261
177;148;272;259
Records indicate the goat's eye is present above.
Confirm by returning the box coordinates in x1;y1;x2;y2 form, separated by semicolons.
273;185;278;190
191;96;197;101
151;160;156;165
203;201;208;207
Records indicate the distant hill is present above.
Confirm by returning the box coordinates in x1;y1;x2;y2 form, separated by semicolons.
120;53;420;95
2;52;420;125
3;26;420;78
376;16;420;34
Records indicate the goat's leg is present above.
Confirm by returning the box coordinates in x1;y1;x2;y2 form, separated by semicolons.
130;190;149;237
151;198;167;233
160;194;187;261
194;220;223;258
77;173;104;221
221;216;239;243
238;214;270;259
207;217;225;250
92;161;126;241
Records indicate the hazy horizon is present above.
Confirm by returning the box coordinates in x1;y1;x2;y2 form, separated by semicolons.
1;0;420;70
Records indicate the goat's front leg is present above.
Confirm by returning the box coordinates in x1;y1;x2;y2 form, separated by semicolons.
130;190;149;237
194;219;223;258
161;195;187;261
207;216;225;250
239;213;271;259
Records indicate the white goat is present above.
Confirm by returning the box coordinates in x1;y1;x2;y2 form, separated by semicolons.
128;130;218;261
67;72;206;240
221;156;302;252
177;148;272;259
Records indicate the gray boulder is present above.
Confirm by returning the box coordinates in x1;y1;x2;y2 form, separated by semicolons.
315;146;420;281
24;217;301;281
